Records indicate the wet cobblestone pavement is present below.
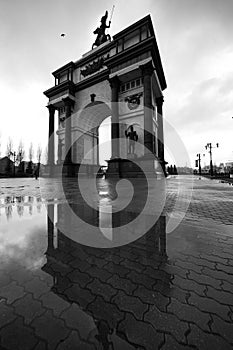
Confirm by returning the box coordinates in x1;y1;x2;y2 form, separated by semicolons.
0;175;233;349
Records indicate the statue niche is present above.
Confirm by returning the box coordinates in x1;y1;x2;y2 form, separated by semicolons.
125;125;138;155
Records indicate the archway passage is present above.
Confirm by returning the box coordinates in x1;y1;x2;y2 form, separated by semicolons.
98;116;111;166
69;101;112;174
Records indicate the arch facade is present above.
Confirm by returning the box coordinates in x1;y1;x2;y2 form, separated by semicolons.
44;15;167;177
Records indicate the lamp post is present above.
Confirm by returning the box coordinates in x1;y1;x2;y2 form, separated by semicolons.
196;153;205;175
205;143;219;177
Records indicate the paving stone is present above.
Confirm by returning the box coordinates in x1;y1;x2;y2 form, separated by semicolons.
127;270;155;289
64;284;95;308
87;295;124;329
205;285;233;305
187;270;222;289
187;323;232;349
211;315;233;344
120;258;146;273
70;247;89;260
188;292;231;322
39;292;70;316
86;266;112;283
172;275;206;296
60;303;96;340
144;266;173;284
0;281;25;305
104;262;131;278
133;285;169;311
161;334;190;349
0;273;11;288
31;310;70;350
118;313;164;349
13;293;45;324
67;269;93;288
186;255;216;270
48;261;73;277
200;253;228;266
174;259;203;274
202;267;233;285
51;275;71;295
0;318;38;350
8;268;33;284
169;285;190;304
86;278;118;302
144;305;189;343
33;341;47;350
107;275;137;295
32;270;54;287
134;255;161;269
159;264;188;279
216;263;233;275
24;277;50;298
112;290;148;320
118;250;138;261
86;255;108;268
0;301;16;328
221;280;233;293
69;257;92;272
167;297;211;331
104;253;124;264
56;330;96;349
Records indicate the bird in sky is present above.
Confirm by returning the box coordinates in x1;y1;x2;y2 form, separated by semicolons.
60;33;66;37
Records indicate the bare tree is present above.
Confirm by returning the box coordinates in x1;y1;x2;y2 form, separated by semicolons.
37;145;42;164
6;138;13;158
27;142;34;175
17;140;25;164
28;142;34;162
35;145;43;179
44;146;48;165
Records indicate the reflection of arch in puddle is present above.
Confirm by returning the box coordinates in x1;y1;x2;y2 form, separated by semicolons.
43;203;168;349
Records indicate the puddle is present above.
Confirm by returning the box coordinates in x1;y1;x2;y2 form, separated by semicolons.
0;177;168;349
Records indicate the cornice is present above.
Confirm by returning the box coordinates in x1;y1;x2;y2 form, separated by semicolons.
113;14;154;40
105;37;166;90
75;69;110;91
52;62;75;77
43;81;76;98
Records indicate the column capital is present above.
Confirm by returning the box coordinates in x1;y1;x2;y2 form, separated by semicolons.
62;97;75;107
156;96;164;107
108;76;120;89
46;104;56;113
139;61;154;76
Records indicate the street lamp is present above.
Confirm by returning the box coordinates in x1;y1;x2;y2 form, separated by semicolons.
196;153;205;175
205;143;219;177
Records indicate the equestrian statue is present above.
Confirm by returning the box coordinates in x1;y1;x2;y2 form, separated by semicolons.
92;10;112;49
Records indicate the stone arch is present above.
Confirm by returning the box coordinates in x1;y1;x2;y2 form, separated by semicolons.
72;101;112;167
76;101;111;131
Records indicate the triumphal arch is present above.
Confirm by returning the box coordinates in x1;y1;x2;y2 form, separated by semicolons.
44;14;167;177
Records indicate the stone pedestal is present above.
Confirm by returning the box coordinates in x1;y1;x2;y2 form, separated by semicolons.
106;156;162;179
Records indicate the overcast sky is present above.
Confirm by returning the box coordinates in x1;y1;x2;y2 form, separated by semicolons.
1;0;233;166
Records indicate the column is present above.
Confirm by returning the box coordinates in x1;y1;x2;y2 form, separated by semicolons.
156;96;164;163
47;105;55;166
140;62;154;155
109;76;120;159
63;97;74;165
97;128;99;165
47;203;54;253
